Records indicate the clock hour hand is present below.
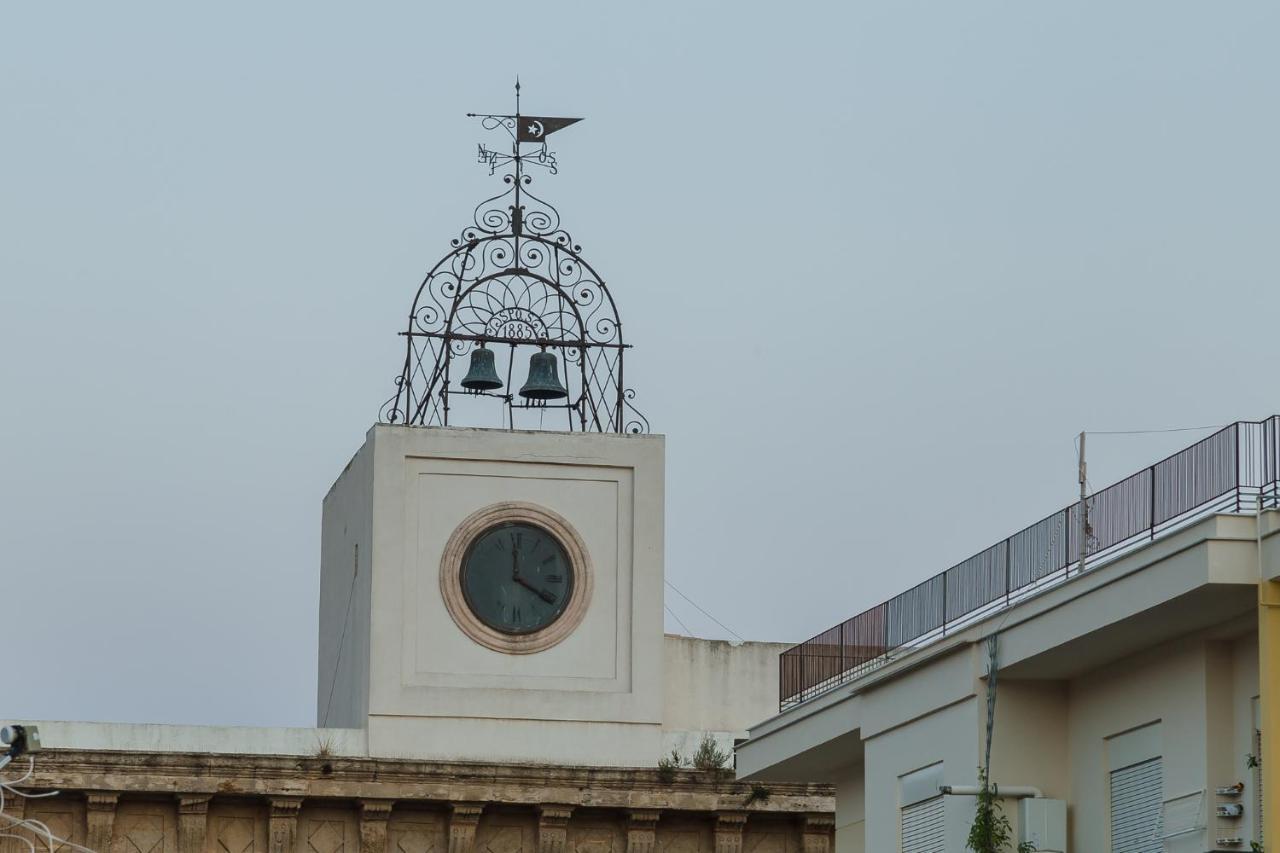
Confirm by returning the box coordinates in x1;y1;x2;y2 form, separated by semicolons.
513;575;557;604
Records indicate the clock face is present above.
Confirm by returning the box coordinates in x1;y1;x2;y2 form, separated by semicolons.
460;522;575;635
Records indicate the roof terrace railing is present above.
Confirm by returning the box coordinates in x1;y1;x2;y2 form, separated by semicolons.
779;417;1280;710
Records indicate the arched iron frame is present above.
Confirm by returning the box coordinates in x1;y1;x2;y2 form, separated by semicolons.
381;114;647;434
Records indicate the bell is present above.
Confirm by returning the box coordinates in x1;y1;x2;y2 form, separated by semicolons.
459;345;503;391
519;350;568;400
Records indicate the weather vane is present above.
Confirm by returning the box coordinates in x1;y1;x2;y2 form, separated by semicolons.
468;79;582;175
380;82;647;435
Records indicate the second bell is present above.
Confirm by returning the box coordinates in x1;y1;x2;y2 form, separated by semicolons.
519;350;568;400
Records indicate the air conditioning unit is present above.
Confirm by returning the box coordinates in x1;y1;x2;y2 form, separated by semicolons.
1018;799;1067;853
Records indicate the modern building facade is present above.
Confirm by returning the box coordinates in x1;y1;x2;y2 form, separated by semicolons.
737;419;1279;853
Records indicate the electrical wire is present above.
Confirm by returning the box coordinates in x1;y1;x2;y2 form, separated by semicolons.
321;545;359;727
664;579;744;642
1085;422;1226;436
664;604;693;637
1;758;98;853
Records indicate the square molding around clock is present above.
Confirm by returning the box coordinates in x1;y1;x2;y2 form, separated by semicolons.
318;425;666;745
407;457;627;688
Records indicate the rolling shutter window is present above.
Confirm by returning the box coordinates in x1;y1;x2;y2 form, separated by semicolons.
1109;757;1163;853
901;796;945;853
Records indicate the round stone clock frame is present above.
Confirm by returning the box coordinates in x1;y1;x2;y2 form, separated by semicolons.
440;502;594;654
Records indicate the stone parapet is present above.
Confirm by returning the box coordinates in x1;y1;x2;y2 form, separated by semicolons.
8;750;832;853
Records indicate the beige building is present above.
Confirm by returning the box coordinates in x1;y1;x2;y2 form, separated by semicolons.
736;419;1278;853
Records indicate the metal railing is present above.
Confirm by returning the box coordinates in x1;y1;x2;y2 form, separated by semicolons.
779;417;1280;709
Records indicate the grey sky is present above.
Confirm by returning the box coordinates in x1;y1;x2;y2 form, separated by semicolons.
2;2;1275;727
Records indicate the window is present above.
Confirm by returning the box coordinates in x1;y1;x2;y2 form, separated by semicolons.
901;796;945;853
1109;757;1163;853
1106;722;1162;853
899;762;945;853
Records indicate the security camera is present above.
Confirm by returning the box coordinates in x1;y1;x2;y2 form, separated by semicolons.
1;724;42;757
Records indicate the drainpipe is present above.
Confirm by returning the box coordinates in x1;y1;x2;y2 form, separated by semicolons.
939;784;1043;799
1258;502;1278;853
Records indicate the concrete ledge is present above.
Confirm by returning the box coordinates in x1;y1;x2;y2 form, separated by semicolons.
18;721;368;757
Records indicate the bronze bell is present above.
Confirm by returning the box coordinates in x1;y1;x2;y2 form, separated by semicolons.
460;345;503;391
519;350;568;400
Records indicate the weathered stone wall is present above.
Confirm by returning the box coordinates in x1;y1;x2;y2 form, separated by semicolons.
6;752;832;853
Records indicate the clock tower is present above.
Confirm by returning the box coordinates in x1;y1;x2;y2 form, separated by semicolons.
316;93;665;767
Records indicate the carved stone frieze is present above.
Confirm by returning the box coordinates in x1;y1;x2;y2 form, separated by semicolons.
268;798;303;853
712;813;747;853
797;815;832;853
359;801;394;853
536;806;572;853
114;807;169;853
86;792;119;853
447;803;484;853
25;799;85;853
7;750;831;853
623;811;659;853
389;815;443;853
177;796;211;853
211;814;259;853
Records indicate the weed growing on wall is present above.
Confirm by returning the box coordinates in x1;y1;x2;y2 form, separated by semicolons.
965;768;1033;853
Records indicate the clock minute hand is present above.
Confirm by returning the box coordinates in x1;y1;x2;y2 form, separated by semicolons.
513;575;557;604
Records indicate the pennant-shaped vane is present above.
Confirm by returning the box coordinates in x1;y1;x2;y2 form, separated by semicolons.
516;116;582;143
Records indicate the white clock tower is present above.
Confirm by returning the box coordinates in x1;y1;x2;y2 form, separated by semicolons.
316;96;668;767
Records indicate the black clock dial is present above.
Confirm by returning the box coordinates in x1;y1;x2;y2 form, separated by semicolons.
460;521;575;635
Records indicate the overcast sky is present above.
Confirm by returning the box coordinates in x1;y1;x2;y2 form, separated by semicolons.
3;2;1276;727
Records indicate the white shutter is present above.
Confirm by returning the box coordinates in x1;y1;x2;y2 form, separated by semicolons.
1109;757;1163;852
901;796;945;853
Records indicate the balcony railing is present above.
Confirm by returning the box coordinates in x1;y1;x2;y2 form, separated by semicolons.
779;417;1280;709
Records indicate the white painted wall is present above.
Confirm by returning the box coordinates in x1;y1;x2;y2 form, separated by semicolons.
1067;638;1208;852
355;425;666;766
833;770;865;853
317;435;374;728
864;699;980;852
663;635;788;732
1232;632;1263;845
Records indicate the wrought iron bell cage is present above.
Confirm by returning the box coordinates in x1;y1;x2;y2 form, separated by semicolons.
380;97;648;434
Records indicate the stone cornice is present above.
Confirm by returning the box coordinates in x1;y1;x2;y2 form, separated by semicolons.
20;749;833;814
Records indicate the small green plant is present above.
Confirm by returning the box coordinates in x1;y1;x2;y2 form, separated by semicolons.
657;749;684;783
692;733;730;772
965;768;1033;853
744;783;772;807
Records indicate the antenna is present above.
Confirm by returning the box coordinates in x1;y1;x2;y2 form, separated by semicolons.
1077;431;1088;574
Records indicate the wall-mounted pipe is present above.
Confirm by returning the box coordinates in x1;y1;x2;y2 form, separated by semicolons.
939;784;1043;799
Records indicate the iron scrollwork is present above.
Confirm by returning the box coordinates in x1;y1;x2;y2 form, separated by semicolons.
380;88;647;435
